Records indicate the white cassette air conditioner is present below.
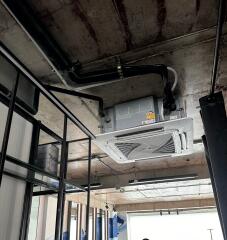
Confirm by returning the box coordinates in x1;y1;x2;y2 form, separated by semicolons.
94;96;193;163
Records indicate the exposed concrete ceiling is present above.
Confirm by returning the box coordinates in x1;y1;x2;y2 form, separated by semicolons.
67;178;214;206
115;198;216;212
4;0;218;62
0;0;224;205
0;0;220;84
93;179;213;205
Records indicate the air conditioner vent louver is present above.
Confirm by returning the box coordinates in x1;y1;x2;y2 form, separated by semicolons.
154;137;175;153
115;142;141;158
94;118;193;163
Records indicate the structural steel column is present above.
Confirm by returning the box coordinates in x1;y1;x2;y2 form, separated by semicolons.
85;137;92;240
55;115;68;240
19;122;40;240
0;71;19;185
200;92;227;239
202;135;226;238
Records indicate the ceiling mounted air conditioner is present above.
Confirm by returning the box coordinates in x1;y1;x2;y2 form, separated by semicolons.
94;118;193;163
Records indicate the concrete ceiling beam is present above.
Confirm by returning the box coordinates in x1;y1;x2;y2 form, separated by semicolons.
66;192;113;211
81;24;227;73
74;164;209;189
115;198;215;212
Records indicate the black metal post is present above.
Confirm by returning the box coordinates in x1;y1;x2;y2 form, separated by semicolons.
202;135;226;239
210;0;226;95
0;71;19;185
19;185;34;240
60;142;69;239
55;115;68;240
200;92;227;239
19;122;40;240
85;137;92;240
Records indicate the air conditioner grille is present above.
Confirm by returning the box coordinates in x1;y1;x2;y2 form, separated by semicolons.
94;118;193;163
154;137;175;153
115;142;141;158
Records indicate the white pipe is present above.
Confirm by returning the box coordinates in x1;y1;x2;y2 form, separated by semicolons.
167;66;178;91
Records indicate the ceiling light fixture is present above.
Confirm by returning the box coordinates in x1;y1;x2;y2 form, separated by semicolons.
128;174;198;186
82;183;103;190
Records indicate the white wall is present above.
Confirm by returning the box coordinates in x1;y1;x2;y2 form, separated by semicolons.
127;210;223;240
28;197;40;240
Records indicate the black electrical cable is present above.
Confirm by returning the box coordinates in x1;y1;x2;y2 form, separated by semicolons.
210;0;226;95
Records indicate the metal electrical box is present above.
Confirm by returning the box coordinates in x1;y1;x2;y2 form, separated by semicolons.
101;96;184;133
102;96;163;133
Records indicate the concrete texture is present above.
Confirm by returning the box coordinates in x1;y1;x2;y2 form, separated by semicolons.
93;179;213;205
66;193;113;211
27;0;218;63
0;0;219;84
115;198;216;212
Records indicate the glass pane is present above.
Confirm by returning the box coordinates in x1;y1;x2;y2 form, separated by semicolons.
0;99;32;240
4;163;59;191
0;102;33;164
